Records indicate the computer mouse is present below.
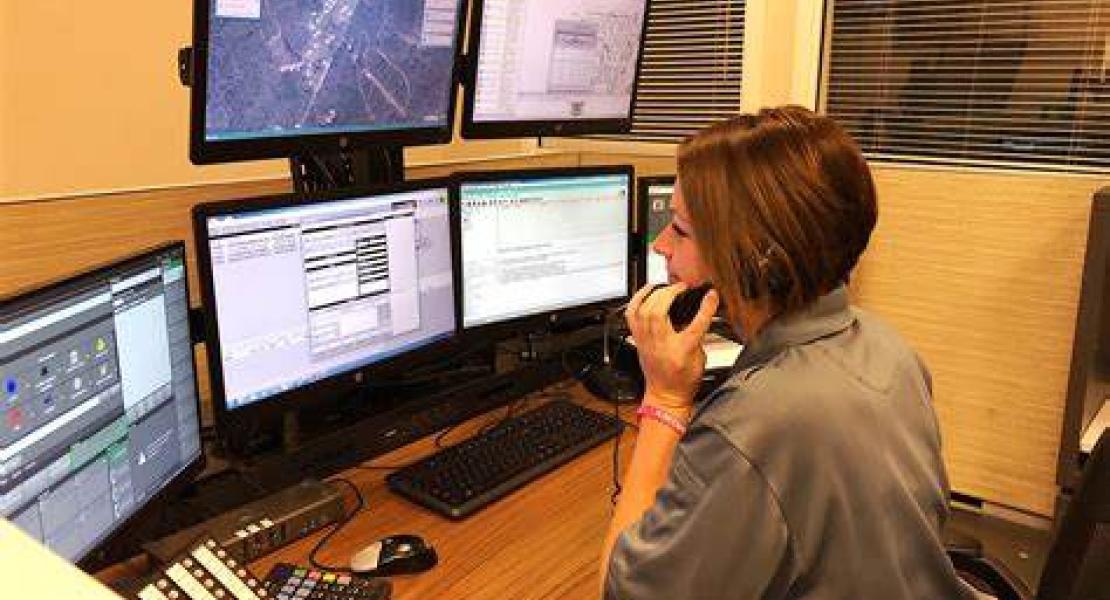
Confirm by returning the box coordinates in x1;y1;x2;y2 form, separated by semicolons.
349;534;438;576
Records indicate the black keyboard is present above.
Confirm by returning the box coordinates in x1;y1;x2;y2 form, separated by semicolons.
386;400;622;519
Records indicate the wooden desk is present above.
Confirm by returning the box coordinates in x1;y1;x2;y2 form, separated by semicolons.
245;383;637;600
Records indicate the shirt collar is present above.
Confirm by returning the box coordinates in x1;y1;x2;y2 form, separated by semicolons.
730;285;856;377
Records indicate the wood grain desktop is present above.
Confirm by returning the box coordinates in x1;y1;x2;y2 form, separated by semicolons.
251;386;636;600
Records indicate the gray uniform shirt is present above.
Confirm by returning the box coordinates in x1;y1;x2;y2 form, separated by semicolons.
605;286;979;600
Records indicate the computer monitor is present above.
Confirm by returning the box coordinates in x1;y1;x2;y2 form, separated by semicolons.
189;0;466;164
461;0;651;139
0;243;203;566
458;166;634;333
192;181;458;426
637;175;675;287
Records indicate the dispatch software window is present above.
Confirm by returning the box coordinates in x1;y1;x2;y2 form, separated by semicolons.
461;174;629;327
205;190;455;409
473;0;647;122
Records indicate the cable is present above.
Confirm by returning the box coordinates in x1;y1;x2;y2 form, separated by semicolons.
610;389;624;505
307;477;365;573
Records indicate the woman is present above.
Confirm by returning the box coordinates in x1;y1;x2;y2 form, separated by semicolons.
601;107;978;599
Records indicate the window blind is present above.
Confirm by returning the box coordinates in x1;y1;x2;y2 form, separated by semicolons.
824;0;1109;173
595;0;745;143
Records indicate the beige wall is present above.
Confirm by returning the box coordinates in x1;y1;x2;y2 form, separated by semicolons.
0;3;535;201
2;3;282;199
857;167;1103;516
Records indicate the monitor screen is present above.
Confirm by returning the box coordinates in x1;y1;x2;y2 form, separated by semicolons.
195;184;457;412
639;176;675;287
459;168;632;329
462;0;650;138
0;244;202;563
190;0;465;163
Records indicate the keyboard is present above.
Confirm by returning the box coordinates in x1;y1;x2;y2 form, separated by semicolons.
386;400;623;519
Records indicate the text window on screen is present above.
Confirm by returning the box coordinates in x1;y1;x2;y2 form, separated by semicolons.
461;176;629;327
208;226;311;407
300;205;422;358
204;189;454;410
473;0;647;122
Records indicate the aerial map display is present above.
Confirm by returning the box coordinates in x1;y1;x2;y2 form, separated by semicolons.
204;0;461;141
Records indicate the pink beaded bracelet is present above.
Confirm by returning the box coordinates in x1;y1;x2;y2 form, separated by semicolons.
635;405;688;436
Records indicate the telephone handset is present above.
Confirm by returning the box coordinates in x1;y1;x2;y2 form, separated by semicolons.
649;283;714;331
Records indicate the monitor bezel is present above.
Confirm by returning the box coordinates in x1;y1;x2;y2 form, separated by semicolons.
0;241;206;569
454;165;636;340
192;178;463;426
459;0;652;140
635;174;676;288
188;0;468;164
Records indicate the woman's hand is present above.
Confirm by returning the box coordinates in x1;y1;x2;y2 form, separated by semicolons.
625;282;719;412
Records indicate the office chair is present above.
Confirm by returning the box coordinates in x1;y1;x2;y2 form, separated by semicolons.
948;430;1110;600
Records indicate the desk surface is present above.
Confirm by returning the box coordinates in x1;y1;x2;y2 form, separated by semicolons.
245;383;636;600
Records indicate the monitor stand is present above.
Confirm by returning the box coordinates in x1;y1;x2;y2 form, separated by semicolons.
290;145;404;195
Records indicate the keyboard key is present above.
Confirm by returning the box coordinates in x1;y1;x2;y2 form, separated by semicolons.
264;564;390;600
387;400;621;519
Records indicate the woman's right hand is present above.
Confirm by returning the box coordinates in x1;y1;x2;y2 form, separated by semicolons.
625;282;719;412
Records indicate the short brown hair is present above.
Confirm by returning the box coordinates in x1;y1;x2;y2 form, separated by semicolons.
677;106;877;320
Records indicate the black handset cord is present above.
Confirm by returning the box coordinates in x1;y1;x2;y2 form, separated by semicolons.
611;387;623;505
609;330;639;505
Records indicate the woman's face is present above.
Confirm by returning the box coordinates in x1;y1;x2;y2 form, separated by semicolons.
652;178;710;286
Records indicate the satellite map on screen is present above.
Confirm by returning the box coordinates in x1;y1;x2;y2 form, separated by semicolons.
205;0;460;140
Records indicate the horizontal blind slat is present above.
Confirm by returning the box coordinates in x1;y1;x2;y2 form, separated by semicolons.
825;0;1109;174
583;0;745;143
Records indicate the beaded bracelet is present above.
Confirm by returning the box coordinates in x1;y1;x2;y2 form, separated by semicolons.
635;405;688;437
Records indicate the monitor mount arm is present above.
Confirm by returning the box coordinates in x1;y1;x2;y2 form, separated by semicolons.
290;146;404;195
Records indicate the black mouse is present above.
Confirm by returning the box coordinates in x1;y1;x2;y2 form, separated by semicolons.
349;534;437;576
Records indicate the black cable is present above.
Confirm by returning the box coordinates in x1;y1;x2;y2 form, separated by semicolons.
435;399;510;448
433;386;574;449
478;394;531;435
610;390;624;505
608;330;641;506
307;477;365;573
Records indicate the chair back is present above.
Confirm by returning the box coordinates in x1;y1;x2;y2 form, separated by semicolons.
1038;430;1110;600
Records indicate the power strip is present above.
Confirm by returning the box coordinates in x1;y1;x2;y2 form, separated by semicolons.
144;479;345;564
